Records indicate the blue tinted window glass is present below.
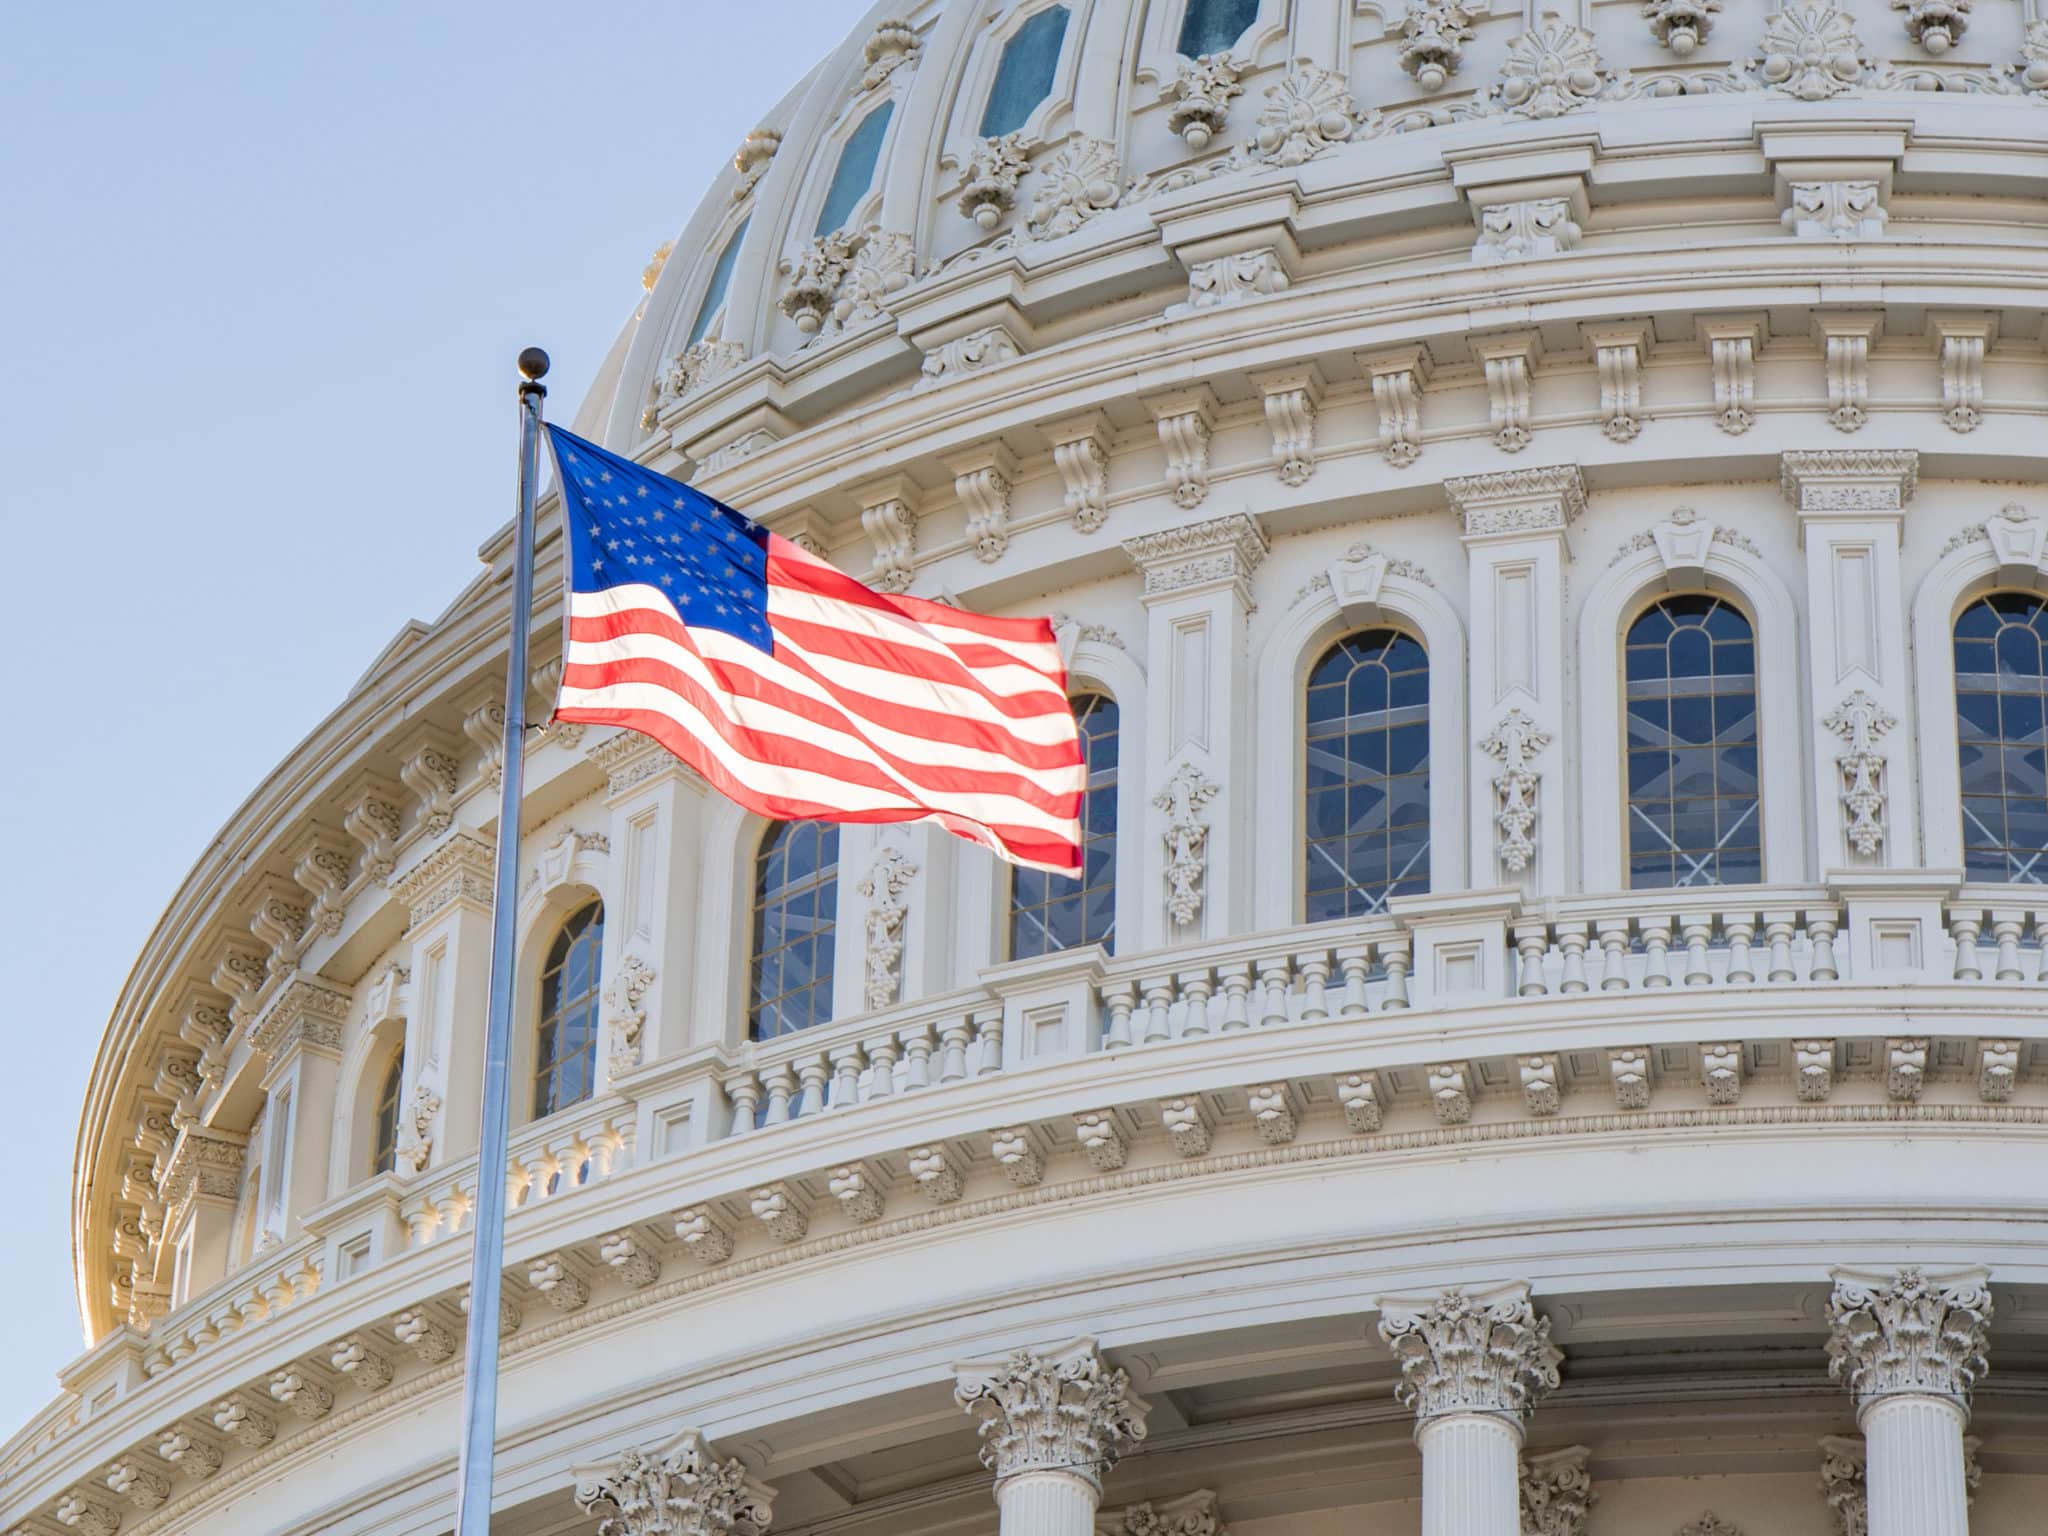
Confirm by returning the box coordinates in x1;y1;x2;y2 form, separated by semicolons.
1177;0;1261;56
533;901;604;1119
814;103;894;237
980;7;1070;136
1304;630;1430;923
750;822;839;1039
1955;592;2048;882
1623;595;1761;890
1011;693;1118;958
685;218;750;346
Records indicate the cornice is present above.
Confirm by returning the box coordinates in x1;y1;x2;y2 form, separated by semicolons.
1443;464;1589;538
1779;448;1921;516
1120;513;1269;601
247;975;352;1060
389;831;497;932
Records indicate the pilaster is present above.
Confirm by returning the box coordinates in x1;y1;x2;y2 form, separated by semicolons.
1120;514;1267;947
1444;468;1584;894
391;830;496;1163
248;975;350;1242
1781;450;1919;870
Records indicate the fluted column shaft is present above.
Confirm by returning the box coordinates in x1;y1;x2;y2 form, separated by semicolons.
1861;1394;1970;1536
994;1469;1101;1536
1417;1413;1524;1536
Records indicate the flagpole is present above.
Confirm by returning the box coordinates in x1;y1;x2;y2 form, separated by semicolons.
453;345;549;1536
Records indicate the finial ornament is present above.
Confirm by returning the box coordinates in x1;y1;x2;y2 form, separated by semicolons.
1376;1281;1563;1425
953;1338;1151;1491
573;1430;777;1536
1826;1266;1993;1413
518;346;551;382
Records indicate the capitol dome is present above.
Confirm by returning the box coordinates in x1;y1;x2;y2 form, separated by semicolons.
10;0;2048;1531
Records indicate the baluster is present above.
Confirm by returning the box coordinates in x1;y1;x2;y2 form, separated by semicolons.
761;1064;796;1124
1556;922;1590;994
1101;981;1138;1050
863;1036;899;1100
1949;909;1983;981
1178;967;1215;1038
899;1024;935;1088
1681;913;1715;986
1296;949;1332;1022
794;1056;830;1118
1762;911;1797;982
1640;917;1674;987
725;1071;762;1137
938;1019;972;1083
1335;945;1372;1013
1257;955;1293;1026
1381;942;1411;1010
972;1005;1005;1075
1992;910;2026;981
827;1045;864;1109
1807;909;1841;981
1140;976;1175;1044
1597;919;1632;990
1513;922;1551;997
1218;962;1253;1030
1722;912;1756;985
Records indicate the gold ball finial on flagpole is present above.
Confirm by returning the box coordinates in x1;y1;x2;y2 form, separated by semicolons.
517;346;551;383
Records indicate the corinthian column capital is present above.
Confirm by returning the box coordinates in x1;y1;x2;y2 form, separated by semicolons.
953;1338;1151;1491
573;1429;776;1536
1376;1281;1563;1427
1826;1266;1993;1414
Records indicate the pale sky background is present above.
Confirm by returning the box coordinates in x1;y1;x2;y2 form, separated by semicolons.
0;0;874;1441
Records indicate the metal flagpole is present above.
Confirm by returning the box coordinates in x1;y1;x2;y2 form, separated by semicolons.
453;345;550;1536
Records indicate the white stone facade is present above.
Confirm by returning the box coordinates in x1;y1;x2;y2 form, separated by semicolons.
11;0;2048;1531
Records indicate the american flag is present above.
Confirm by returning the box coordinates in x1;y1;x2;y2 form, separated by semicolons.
544;427;1084;874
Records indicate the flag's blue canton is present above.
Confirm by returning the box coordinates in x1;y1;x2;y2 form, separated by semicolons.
547;426;773;653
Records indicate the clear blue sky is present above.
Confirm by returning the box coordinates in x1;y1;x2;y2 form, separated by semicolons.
0;0;872;1441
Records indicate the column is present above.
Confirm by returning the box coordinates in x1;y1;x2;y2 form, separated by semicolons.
389;832;496;1163
1443;468;1585;895
574;1427;777;1536
1826;1266;1992;1536
1120;515;1267;948
1376;1281;1564;1536
247;975;352;1238
1781;450;1920;872
954;1338;1152;1536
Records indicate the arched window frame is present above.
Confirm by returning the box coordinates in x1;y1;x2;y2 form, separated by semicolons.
1255;558;1466;928
369;1042;404;1176
788;89;907;259
943;0;1091;154
1580;537;1805;890
510;831;613;1125
1913;518;2048;873
530;899;606;1121
746;819;841;1041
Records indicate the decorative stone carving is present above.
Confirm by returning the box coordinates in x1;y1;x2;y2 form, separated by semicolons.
858;844;918;1010
1520;1053;1562;1115
1702;321;1759;433
1779;448;1918;513
269;1367;333;1420
1477;337;1537;448
1474;198;1583;265
1979;1039;2020;1102
1823;690;1896;856
831;230;914;334
1075;1109;1127;1169
641;240;673;295
249;890;310;972
1495;24;1610;118
574;1429;776;1536
750;1183;809;1244
1645;0;1721;53
860;18;919;90
1252;68;1357;166
291;835;354;938
1427;1062;1472;1123
1159;1096;1212;1156
1363;346;1432;466
1935;318;1990;431
1183;247;1291;313
1165;53;1245;148
1447;464;1588;536
1676;1517;1745;1536
700;430;781;476
331;1335;393;1391
1256;368;1319;485
1894;0;1968;53
249;976;350;1059
1119;1490;1227;1536
1827;1266;1993;1409
991;1126;1045;1184
1520;1445;1595;1536
953;1338;1151;1490
674;1205;735;1264
529;1252;591;1312
393;1308;457;1364
1153;759;1220;930
604;954;656;1074
1701;1041;1744;1103
1753;5;1871;98
1246;1083;1297;1143
1027;137;1122;240
658;339;747;410
919;324;1023;389
1885;1037;1927;1101
828;1164;886;1223
733;125;780;201
1785;180;1887;241
53;1491;122;1534
779;231;859;335
1337;1073;1385;1133
1151;390;1215;509
104;1460;172;1510
959;133;1030;230
1050;415;1113;532
2023;19;2048;94
1819;315;1877;429
951;444;1017;561
1121;511;1267;598
1819;1435;1866;1536
1399;0;1476;90
858;484;918;594
212;1396;275;1447
1376;1282;1564;1424
1480;708;1552;874
399;742;461;838
1587;326;1647;441
907;1143;964;1202
393;1080;439;1176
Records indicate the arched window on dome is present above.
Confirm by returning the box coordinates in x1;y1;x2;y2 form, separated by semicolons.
532;900;604;1119
1624;595;1761;889
750;821;839;1040
1955;592;2048;882
1177;0;1261;55
1010;692;1117;959
686;217;749;347
814;103;894;238
369;1044;404;1177
979;6;1070;137
1304;630;1430;923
